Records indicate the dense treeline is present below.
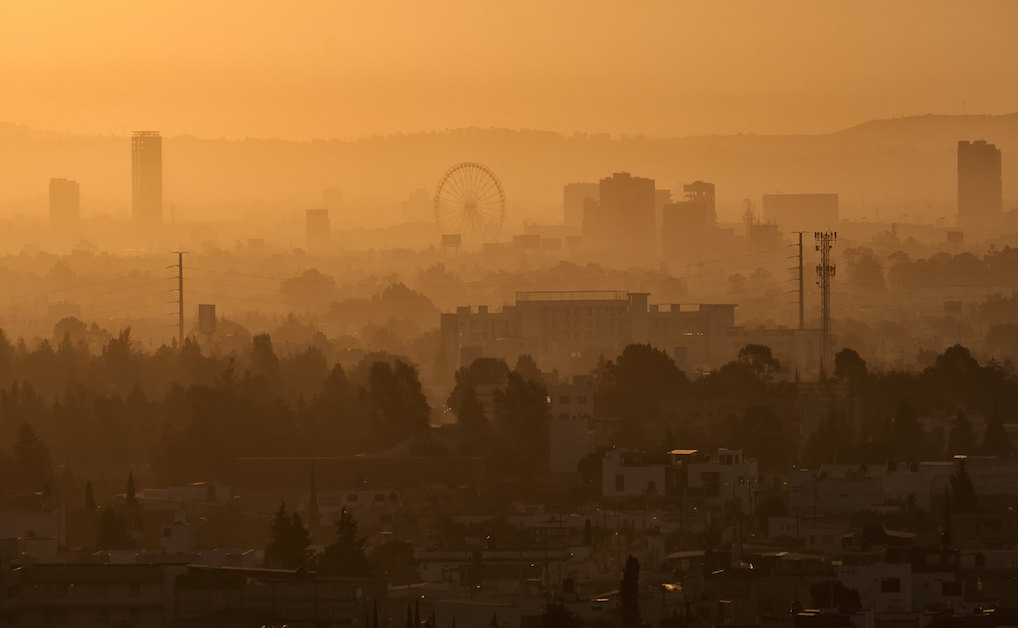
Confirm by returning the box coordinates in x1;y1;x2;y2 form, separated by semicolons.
1;317;1015;511
0;325;432;502
567;342;1014;479
842;245;1018;291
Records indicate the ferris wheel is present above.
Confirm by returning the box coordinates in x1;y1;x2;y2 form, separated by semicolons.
433;162;506;242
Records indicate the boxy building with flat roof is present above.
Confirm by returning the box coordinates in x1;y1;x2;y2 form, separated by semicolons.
762;193;838;231
440;290;736;376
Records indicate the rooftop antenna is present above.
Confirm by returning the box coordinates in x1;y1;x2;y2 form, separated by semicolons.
815;232;837;378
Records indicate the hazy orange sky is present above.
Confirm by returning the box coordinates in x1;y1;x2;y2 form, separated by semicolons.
2;0;1016;140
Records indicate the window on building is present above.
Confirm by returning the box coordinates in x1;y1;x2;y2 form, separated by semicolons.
880;578;901;593
347;494;359;502
615;475;625;492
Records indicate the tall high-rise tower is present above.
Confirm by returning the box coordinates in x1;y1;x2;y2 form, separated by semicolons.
132;131;163;228
49;178;80;235
957;140;1002;229
583;172;655;255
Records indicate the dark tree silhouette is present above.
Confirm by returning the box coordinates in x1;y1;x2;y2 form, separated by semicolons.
513;354;543;384
319;507;371;577
600;344;688;423
456;386;490;456
13;423;52;493
250;333;280;379
446;357;509;416
126;471;136;505
369;540;417;584
948;408;976;456
620;555;641;628
492;371;550;473
892;399;923;460
540;601;580;628
737;344;780;379
85;480;96;511
96;506;134;550
835;348;868;385
265;502;311;569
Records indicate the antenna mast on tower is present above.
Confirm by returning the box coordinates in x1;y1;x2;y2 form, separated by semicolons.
815;232;837;378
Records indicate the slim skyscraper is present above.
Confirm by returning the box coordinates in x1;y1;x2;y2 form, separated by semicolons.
49;177;80;234
132;131;163;228
957;139;1002;229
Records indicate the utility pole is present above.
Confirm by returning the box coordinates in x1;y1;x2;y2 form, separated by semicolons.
173;251;187;347
793;231;807;330
815;232;837;378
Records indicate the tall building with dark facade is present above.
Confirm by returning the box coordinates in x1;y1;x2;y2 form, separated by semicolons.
582;172;655;255
131;131;163;228
49;177;80;235
957;140;1002;229
661;181;717;261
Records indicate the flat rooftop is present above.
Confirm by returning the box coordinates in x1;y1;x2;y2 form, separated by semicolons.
516;290;630;302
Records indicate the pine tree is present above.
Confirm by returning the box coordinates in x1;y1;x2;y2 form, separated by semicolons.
620;555;642;628
265;501;311;569
892;399;922;459
540;602;581;628
941;486;953;547
126;471;137;505
457;386;489;455
308;462;320;531
319;507;371;576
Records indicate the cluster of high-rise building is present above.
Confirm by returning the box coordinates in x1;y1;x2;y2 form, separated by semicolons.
560;139;1006;260
565;171;840;263
47;131;164;239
